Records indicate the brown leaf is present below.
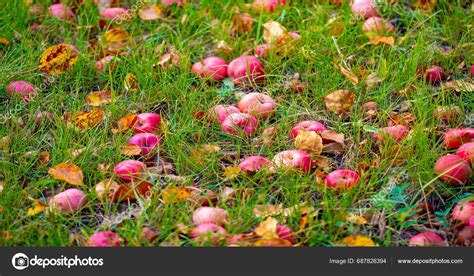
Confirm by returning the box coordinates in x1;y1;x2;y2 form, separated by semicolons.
323;90;356;114
320;130;345;145
365;72;383;90
216;40;233;56
322;142;344;155
72;108;104;129
86;90;113;106
27;200;48;216
121;144;142;156
112;114;137;134
254;217;278;239
312;156;332;171
338;64;359;85
369;36;394;46
442;80;474;92
124;73;138;92
139;5;162;20
48;163;84;185
38;151;50;166
189;144;221;166
295;129;323;155
39;44;78;75
71;147;86;159
162;187;190;204
232;13;253;34
414;0;436;11
261;126;277;146
95;179;120;201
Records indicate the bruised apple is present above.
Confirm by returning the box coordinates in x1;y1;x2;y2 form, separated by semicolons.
7;81;37;102
457;142;474;164
272;150;311;172
89;231;121;247
362;17;394;36
128;133;162;155
434;155;472;185
227;55;265;85
425;65;445;83
443;128;474;150
408;232;446;247
192;57;228;81
324;169;360;190
238;92;276;119
351;0;379;18
372;125;409;142
208;105;240;124
48;3;73;20
220;113;259;136
238;156;272;173
452;200;474;225
113;160;147;183
48;188;87;213
192;207;229;226
133;113;161;134
291;121;326;139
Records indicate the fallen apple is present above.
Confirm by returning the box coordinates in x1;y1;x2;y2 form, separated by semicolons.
128;133;162;155
48;188;87;213
192;57;228;81
48;3;73;20
255;44;272;58
89;231;121;247
208;105;240;124
220;113;259;136
100;7;130;20
276;225;296;244
7;81;37;102
452;200;474;225
133;113;161;134
443;128;474;150
408;232;446;247
434;155;472;185
238;92;276;119
238;156;272;173
227;55;265;85
433;105;462;122
324;169;360;190
190;223;227;245
351;0;379;18
362;17;394;36
96;55;120;71
425;65;445;83
272;150;311;172
192;207;229;226
113;160;147;183
253;0;287;12
291;120;326;139
457;142;474;164
372;125;409;142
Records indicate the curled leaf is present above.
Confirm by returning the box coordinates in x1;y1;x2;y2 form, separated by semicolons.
48;163;84;185
323;90;356;114
338;64;359;85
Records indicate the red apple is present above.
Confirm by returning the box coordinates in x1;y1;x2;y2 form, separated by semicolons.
238;92;276;119
162;0;184;6
443;128;474;150
7;81;37;102
192;57;228;81
227;55;265;85
220;113;259;136
457;142;474;164
255;44;272;58
100;7;130;20
190;223;227;245
351;0;379;18
470;216;474;228
425;65;445;83
372;125;409;142
128;133;162;155
192;207;229;226
324;169;360;190
238;156;272;173
434;155;472;185
208;105;240;124
253;0;287;12
89;231;121;247
113;160;147;183
48;188;87;213
276;225;296;244
48;3;73;20
408;232;446;247
470;65;474;77
452;200;474;225
133;113;161;134
291;121;326;139
362;17;394;36
272;150;311;172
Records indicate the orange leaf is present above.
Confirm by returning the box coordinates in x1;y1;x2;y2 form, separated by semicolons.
0;37;9;46
103;27;129;53
86;90;113;106
122;144;142;156
162;187;190;204
414;0;436;11
139;5;162;20
39;44;78;75
73;108;104;129
320;130;345;145
338;64;359;85
323;90;356;115
48;163;84;185
254;238;292;247
112;114;137;134
369;36;394;46
339;235;376;247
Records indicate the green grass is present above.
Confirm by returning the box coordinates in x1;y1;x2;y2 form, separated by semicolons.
0;0;472;246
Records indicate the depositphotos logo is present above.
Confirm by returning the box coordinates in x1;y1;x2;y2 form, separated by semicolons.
11;252;104;270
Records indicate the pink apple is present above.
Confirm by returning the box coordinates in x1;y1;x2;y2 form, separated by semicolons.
276;225;296;244
443;128;474;149
253;0;287;12
408;232;445;247
238;156;272;173
133;113;161;134
100;7;130;20
162;0;184;6
455;226;474;246
372;125;409;142
425;65;445;83
362;17;394;35
227;55;265;85
351;0;379;18
220;113;259;136
255;44;272;58
452;200;474;225
208;105;240;124
48;3;73;20
7;81;37;102
291;121;326;139
192;57;228;81
89;231;121;247
457;142;474;164
324;169;360;190
113;160;147;183
128;133;162;155
470;216;474;229
48;188;87;213
470;65;474;77
238;92;276;119
434;155;472;185
190;223;227;245
192;207;229;226
272;150;311;172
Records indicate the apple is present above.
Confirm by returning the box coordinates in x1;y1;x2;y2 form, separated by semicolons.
433;105;462;122
372;125;409;142
470;216;474;228
158;52;180;70
89;231;121;247
452;200;474;225
291;121;326;139
425;65;445;83
434;155;472;185
100;7;130;20
276;225;296;244
362;17;394;36
133;113;161;134
238;156;272;173
208;105;240;124
48;3;73;20
238;92;276;119
351;0;379;18
190;223;227;245
457;142;474;164
227;55;265;85
192;207;229;226
220;113;259;136
324;169;360;190
443;128;474;150
113;160;147;183
408;232;446;247
253;0;287;12
272;150;311;172
162;0;184;6
471;65;474;77
7;81;37;102
255;44;272;58
128;133;162;155
455;226;473;246
192;57;228;81
48;188;87;213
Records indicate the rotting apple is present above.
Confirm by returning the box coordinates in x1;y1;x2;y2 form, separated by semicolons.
133;113;161;134
452;200;474;225
434;155;472;185
238;92;276;119
128;133;162;155
48;188;87;213
351;0;379;18
89;231;121;247
408;232;446;247
443;128;474;150
238;156;272;173
7;81;37;102
227;55;265;85
220;113;259;136
372;125;409;142
113;160;147;183
208;105;240;124
362;17;394;36
457;142;474;164
324;169;360;190
272;150;311;172
425;65;445;83
192;57;228;81
48;3;74;20
192;207;229;226
291;120;326;139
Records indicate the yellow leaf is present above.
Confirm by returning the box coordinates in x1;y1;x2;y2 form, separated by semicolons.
254;217;278;239
103;27;129;53
189;144;221;166
295;129;323;155
340;235;376;247
323;90;356;115
48;163;84;186
338;64;359;85
121;144;142;156
254;238;292;247
38;151;50;166
86;90;113;106
73;108;104;129
112;114;137;134
162;187;190;204
39;44;78;75
124;73;138;92
223;166;241;180
27;200;48;216
253;204;284;218
369;36;394;46
414;0;436;11
139;5;162;21
346;213;368;225
216;40;233;56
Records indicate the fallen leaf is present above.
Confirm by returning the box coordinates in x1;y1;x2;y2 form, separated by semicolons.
27;200;48;216
365;72;383;90
414;0;436;11
86;90;113;106
139;5;162;20
113;182;154;202
312;156;332;171
71;147;86;159
216;40;233;56
263;20;291;46
442;80;474;92
323;90;356;114
232;13;253;34
97;163;110;173
223;166;241;180
0;37;9;45
112;114;137;134
124;73;138;92
338;64;359;85
39;44;78;75
339;235;376;246
320;130;345;145
322;142;344;155
261;126;277;146
253;204;283;217
254;238;292;247
162;187;190;204
369;36;394;46
254;217;278;239
295;129;323;155
38;151;50;166
103;27;129;53
73;108;104;129
346;213;368;225
48;163;84;186
121;144;142;156
189;144;221;166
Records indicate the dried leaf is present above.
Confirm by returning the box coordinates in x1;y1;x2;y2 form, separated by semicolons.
295;129;323;155
38;151;50;166
323;90;356;114
232;13;253;34
121;144;142;156
322;142;344;155
263;20;291;46
442;80;474;92
338;64;359;85
112;114;137;134
103;27;128;53
39;44;78;75
162;187;190;204
346;213;368;225
254;238;292;247
339;235;376;247
320;130;345;145
261;126;277;146
0;37;9;45
27;200;48;216
254;217;278;239
139;5;162;20
216;40;233;56
48;163;84;185
414;0;436;11
253;204;283;217
365;72;383;90
189;144;221;166
86;90;112;106
369;36;394;46
71;147;86;159
73;108;104;129
124;73;138;92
